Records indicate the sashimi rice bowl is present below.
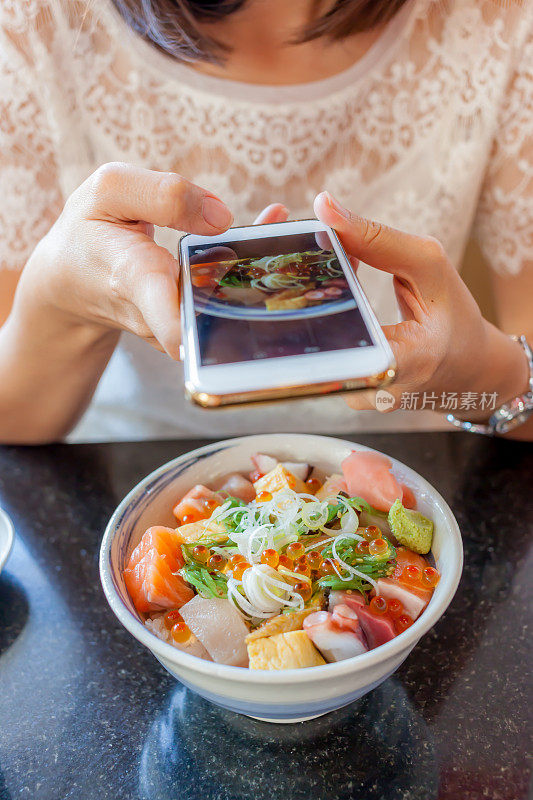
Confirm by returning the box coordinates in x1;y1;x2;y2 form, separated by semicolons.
100;434;462;722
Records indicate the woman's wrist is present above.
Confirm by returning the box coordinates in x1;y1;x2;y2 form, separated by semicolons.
14;242;119;348
454;321;530;423
0;271;119;443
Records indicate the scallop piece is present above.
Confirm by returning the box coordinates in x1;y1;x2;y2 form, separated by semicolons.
179;596;249;666
145;614;212;660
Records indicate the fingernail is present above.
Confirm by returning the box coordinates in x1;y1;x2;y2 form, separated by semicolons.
202;197;233;229
325;191;350;219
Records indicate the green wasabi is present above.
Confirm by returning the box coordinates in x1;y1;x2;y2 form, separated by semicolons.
388;499;434;554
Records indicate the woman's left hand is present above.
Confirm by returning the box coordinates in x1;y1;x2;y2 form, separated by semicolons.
314;192;529;419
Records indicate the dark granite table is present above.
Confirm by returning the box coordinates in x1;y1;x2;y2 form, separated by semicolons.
0;433;531;800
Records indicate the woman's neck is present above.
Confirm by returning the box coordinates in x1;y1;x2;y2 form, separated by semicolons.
194;0;385;86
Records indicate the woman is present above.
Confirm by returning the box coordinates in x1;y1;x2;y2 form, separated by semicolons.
0;0;531;442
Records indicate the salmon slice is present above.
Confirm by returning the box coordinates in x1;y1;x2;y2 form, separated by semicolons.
126;526;184;574
392;546;430;577
315;473;348;502
391;547;433;603
124;548;193;613
376;578;428;620
341;450;403;512
173;484;223;523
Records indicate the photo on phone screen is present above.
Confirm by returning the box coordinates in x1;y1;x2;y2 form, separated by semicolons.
186;229;375;366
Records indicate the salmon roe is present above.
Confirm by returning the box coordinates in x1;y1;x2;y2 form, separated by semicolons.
163;609;183;630
306;550;323;570
257;491;272;503
250;470;262;483
229;553;246;568
319;558;337;577
363;525;382;541
395;614;413;633
261;548;279;568
171;620;191;644
370;596;388;615
387;598;404;618
368;538;388;556
293;582;312;602
207;553;226;571
403;565;422;585
305;477;321;494
422;566;440;587
356;540;370;554
232;561;251;580
278;555;294;570
192;545;211;564
286;542;305;560
294;562;311;578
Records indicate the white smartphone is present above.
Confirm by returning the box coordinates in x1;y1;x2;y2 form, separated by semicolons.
179;219;395;407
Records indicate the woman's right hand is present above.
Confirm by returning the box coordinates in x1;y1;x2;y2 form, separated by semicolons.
17;163;234;359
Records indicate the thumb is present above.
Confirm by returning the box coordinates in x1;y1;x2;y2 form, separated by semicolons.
314;191;445;297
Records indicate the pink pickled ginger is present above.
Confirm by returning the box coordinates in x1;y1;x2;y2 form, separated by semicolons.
341;450;403;512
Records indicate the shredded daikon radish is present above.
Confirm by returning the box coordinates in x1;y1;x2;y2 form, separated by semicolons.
303;536;336;553
228;566;304;619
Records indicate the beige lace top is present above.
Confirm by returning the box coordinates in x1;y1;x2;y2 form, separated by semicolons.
0;0;531;440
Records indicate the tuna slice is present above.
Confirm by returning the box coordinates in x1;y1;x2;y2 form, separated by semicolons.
124;548;194;614
179;596;249;666
377;578;428;620
355;605;396;649
173;484;223;523
303;611;368;662
341;450;403;512
216;473;256;503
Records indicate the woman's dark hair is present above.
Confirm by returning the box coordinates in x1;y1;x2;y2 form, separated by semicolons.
112;0;410;63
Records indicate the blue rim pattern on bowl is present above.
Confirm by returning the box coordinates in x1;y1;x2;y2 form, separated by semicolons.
108;445;230;602
0;507;15;573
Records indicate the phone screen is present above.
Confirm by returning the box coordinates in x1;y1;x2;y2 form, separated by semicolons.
187;229;374;366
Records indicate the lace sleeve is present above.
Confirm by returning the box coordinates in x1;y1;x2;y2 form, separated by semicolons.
474;12;533;277
0;8;63;272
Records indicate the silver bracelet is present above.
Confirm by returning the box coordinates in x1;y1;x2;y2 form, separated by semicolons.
446;335;533;435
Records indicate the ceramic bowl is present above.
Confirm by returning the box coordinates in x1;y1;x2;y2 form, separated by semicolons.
100;434;463;723
0;507;14;574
